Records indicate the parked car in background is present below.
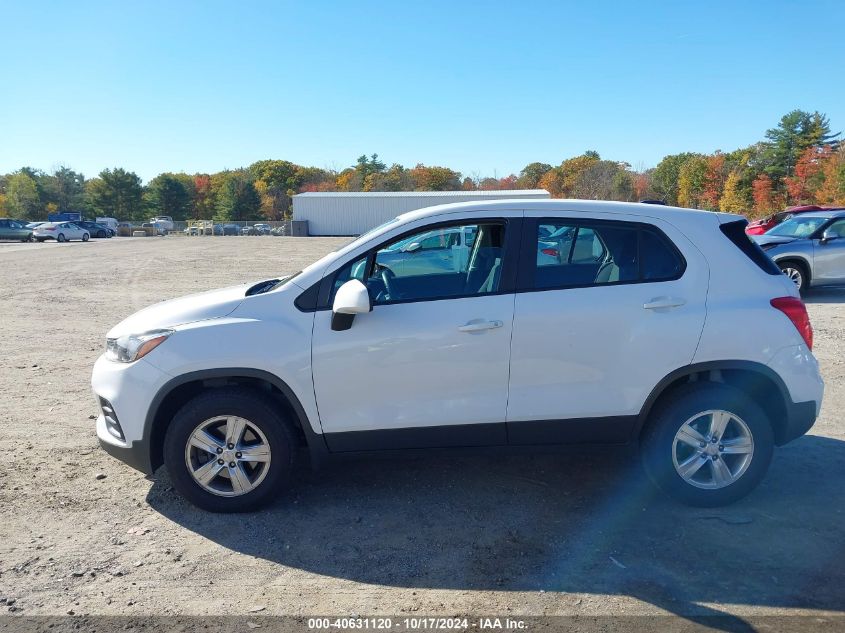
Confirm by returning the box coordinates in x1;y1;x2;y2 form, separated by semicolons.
242;223;272;236
75;221;115;238
213;223;239;236
150;216;174;233
753;210;845;292
33;222;90;242
270;225;287;236
93;199;821;512
95;217;120;233
0;219;34;242
141;222;167;236
745;205;844;235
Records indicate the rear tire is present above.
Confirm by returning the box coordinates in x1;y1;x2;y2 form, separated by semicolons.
641;383;774;507
82;233;90;242
163;388;296;512
57;233;66;242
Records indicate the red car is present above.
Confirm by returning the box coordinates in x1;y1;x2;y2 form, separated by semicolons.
746;205;843;235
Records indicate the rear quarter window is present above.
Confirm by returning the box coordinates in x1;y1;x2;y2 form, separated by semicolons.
719;220;781;275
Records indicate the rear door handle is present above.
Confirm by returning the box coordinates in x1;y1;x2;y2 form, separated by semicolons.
458;320;503;332
643;297;687;310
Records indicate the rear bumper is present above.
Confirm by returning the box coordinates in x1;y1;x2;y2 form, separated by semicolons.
778;399;818;446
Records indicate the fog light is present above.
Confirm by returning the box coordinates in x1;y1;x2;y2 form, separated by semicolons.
99;397;125;441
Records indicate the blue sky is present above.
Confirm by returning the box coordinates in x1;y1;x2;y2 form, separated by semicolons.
2;0;844;182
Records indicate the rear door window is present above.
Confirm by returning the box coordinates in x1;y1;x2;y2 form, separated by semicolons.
530;219;684;289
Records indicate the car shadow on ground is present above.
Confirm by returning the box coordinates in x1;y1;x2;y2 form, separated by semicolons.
805;287;845;304
147;436;845;629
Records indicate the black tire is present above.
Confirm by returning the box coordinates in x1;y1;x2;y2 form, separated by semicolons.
163;388;296;512
641;382;774;507
82;233;90;242
57;233;66;242
778;259;809;295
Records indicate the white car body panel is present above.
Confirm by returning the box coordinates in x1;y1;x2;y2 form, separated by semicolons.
508;211;709;422
91;199;824;480
312;293;514;434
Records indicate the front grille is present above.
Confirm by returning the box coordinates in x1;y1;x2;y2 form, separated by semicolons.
99;397;125;441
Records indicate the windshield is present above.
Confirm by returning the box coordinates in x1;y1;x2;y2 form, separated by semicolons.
766;216;828;238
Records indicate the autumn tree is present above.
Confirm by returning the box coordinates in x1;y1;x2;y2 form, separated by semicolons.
719;171;747;212
816;147;845;205
785;146;831;204
409;164;461;191
751;174;775;216
192;175;215;219
517;162;552;189
652;153;698;205
676;155;708;208
573;160;620;199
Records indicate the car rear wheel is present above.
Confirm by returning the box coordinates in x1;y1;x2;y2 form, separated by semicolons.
57;233;66;242
163;388;296;512
778;260;808;294
641;383;774;507
82;233;90;242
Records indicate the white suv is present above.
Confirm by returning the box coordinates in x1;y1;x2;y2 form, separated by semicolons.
92;200;823;512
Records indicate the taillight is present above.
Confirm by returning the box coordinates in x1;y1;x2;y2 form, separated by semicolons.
541;248;559;257
45;226;56;231
771;297;813;350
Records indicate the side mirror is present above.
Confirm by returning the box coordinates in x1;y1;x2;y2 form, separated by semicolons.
331;279;371;331
403;242;422;253
820;230;839;244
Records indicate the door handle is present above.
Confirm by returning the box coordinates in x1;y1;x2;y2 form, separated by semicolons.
643;297;686;310
458;320;503;332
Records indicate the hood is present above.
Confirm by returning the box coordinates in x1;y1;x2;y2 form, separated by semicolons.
107;283;252;338
752;234;797;247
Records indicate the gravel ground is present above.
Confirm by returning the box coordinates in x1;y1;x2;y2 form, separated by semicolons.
0;236;843;623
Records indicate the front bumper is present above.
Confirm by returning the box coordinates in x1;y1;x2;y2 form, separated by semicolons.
97;415;154;474
92;354;170;474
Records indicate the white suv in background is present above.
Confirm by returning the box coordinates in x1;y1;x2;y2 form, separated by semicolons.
92;200;823;512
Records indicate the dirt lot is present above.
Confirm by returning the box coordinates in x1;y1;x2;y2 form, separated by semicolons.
1;236;843;623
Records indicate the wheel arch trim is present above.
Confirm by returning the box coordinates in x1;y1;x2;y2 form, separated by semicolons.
635;360;792;439
144;368;328;471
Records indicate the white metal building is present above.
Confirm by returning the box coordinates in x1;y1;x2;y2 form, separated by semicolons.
292;190;550;236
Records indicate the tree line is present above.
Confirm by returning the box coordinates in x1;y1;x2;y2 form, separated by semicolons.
1;109;842;223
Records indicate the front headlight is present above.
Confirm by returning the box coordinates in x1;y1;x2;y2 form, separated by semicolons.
105;329;173;363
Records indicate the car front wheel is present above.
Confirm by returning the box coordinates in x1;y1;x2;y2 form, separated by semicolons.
779;261;807;293
163;388;296;512
82;233;90;242
641;383;773;507
57;233;66;242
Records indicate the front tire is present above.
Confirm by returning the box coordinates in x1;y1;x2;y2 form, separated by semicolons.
778;260;808;294
641;383;774;507
163;388;296;512
82;233;90;242
57;233;66;242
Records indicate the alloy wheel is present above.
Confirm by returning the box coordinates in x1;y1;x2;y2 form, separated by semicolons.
184;416;272;497
672;409;754;489
781;266;803;290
